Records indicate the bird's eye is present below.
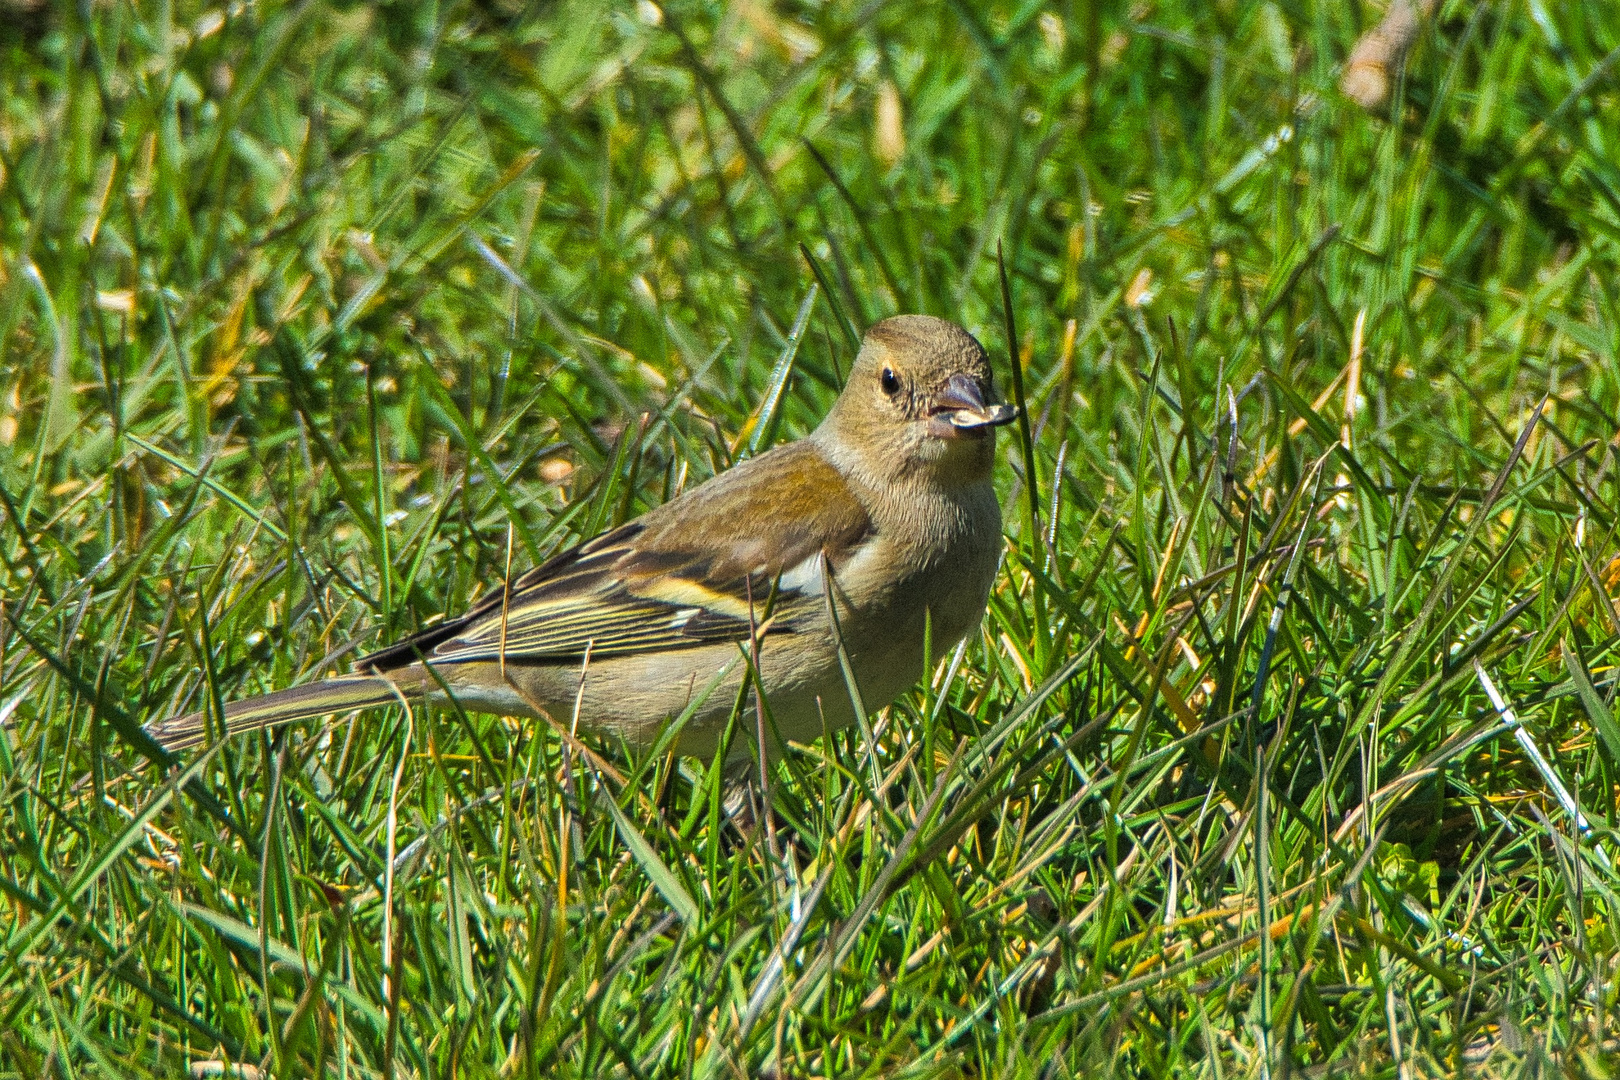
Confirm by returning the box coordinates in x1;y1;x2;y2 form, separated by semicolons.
880;367;901;395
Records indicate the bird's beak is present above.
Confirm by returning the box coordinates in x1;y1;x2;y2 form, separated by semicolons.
929;373;1018;435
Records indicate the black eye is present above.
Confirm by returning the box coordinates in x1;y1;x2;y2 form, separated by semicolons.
880;367;901;395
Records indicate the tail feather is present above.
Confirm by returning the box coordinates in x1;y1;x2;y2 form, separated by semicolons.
148;675;420;751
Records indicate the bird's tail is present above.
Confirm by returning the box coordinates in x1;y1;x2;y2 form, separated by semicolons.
147;674;422;752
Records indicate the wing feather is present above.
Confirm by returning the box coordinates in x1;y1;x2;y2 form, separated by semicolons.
360;441;871;671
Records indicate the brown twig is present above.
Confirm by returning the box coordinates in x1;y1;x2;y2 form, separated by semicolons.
1341;0;1442;110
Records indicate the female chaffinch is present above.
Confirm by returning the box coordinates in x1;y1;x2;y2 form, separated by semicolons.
150;315;1016;763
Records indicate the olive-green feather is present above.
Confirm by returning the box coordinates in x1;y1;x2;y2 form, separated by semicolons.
148;676;410;751
361;440;872;670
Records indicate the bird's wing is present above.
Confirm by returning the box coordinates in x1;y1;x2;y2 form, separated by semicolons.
360;441;872;671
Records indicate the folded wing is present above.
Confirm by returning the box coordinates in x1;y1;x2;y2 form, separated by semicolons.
360;441;872;671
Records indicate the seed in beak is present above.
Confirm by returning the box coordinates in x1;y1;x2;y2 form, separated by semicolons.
932;373;1018;430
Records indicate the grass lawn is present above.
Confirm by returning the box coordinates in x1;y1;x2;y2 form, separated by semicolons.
4;0;1620;1075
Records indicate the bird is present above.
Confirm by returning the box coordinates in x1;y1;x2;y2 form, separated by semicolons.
147;315;1016;766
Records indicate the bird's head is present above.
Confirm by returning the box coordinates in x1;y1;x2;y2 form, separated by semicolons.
820;315;1016;486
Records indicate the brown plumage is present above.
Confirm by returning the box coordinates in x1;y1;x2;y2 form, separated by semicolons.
148;315;1015;764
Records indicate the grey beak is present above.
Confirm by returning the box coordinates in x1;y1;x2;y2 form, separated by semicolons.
933;373;1019;429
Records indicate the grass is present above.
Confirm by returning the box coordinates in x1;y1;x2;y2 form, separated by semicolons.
3;0;1620;1075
